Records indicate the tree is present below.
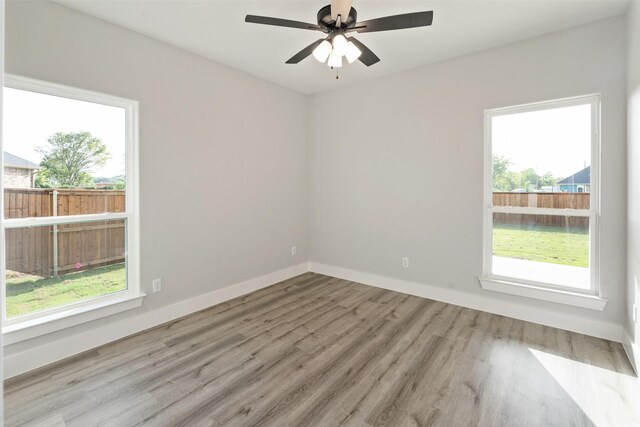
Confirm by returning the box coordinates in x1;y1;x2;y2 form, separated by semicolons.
93;175;125;190
36;132;110;188
492;155;561;192
539;171;558;188
492;155;515;191
520;168;540;191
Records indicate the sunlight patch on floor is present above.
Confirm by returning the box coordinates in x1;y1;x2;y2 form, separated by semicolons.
529;348;640;426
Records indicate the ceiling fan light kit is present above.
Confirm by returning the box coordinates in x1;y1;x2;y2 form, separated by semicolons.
245;0;433;78
344;42;362;64
314;33;361;69
312;40;332;62
327;50;343;69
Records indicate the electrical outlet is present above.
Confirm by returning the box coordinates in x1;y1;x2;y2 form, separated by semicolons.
152;279;162;293
402;257;409;268
291;246;297;256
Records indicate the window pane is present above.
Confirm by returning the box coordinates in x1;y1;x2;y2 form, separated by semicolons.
492;213;589;289
3;87;126;218
5;219;127;318
492;103;591;207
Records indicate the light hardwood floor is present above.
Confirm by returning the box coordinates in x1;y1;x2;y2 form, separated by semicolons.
4;273;640;426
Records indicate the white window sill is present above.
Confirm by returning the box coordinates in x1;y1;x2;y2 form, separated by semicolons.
479;276;607;311
2;292;146;345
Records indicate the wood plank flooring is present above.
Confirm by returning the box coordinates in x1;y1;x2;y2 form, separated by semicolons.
4;272;640;426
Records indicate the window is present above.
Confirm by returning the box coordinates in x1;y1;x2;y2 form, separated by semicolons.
1;75;141;336
480;95;606;310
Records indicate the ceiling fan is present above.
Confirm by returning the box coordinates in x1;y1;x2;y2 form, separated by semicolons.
245;0;433;72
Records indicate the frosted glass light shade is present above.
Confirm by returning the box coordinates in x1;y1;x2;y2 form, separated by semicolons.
312;40;332;63
327;50;343;68
345;41;362;63
332;34;348;57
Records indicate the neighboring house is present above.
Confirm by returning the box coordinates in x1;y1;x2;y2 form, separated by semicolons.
557;165;590;193
3;151;39;189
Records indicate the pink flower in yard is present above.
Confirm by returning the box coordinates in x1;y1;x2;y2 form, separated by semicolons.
75;262;83;270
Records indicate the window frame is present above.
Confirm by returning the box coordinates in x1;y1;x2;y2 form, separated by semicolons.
1;74;143;340
480;94;606;310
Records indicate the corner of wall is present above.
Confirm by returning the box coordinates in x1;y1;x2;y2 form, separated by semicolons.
623;328;639;375
627;0;640;353
3;262;309;379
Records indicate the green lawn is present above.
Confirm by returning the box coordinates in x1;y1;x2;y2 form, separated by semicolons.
493;224;589;267
6;263;126;318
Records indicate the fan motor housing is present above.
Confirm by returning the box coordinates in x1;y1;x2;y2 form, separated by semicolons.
317;5;357;29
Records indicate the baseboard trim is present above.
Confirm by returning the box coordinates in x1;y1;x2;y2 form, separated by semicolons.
623;330;639;375
309;262;623;343
4;261;625;378
3;262;309;379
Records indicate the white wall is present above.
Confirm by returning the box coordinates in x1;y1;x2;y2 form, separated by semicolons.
626;0;640;371
4;0;308;372
309;17;627;329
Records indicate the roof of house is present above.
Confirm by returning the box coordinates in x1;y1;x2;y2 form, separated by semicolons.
557;166;590;185
3;151;39;169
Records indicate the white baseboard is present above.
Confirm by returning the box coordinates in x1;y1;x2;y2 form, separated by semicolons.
4;261;626;379
309;262;623;343
623;329;639;375
3;262;309;379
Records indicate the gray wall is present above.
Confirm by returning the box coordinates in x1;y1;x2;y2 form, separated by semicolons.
309;16;627;326
3;0;631;371
628;0;640;350
4;0;308;355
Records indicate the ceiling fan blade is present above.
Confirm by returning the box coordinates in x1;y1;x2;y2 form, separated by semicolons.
286;39;326;64
348;37;380;66
354;11;433;33
331;0;353;22
245;15;322;31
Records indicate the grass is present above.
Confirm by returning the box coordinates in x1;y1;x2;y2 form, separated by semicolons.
3;225;587;317
5;263;126;318
493;223;589;267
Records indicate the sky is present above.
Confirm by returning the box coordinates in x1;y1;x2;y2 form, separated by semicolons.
492;103;592;179
3;87;126;178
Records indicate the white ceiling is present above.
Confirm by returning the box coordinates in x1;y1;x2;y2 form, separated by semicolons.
54;0;629;95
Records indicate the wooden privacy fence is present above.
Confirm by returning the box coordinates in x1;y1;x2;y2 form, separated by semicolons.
4;188;125;277
493;192;590;228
